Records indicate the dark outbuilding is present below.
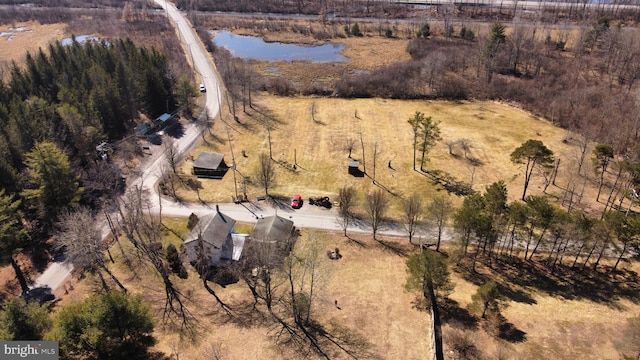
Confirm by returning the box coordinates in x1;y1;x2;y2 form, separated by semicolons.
192;152;229;179
348;160;363;177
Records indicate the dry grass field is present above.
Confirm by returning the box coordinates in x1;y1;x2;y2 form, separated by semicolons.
54;219;433;360
179;95;597;217
447;258;640;360
0;22;67;68
172;92;640;359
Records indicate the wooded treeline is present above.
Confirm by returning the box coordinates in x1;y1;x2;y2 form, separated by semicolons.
176;0;640;22
453;180;640;274
203;14;640;160
340;20;640;152
0;39;175;261
0;2;191;81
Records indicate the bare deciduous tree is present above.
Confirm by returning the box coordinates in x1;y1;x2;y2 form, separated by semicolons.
403;194;423;245
459;138;472;159
365;189;389;241
427;195;454;252
116;186;194;333
344;137;356;159
336;185;357;237
445;139;457;156
163;136;180;175
240;237;288;312
56;207;127;292
285;231;329;327
255;153;276;196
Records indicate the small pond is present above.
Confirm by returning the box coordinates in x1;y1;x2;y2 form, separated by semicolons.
60;35;100;46
213;30;346;62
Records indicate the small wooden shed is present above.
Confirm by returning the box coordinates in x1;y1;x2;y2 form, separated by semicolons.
193;152;229;179
348;161;363;176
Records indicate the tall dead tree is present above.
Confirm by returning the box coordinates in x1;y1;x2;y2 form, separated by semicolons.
372;141;380;184
359;131;366;175
403;195;423;245
116;186;194;333
365;189;389;241
56;207;128;293
337;185;357;237
255;153;276;197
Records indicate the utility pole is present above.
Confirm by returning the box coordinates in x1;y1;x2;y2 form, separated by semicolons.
226;126;239;202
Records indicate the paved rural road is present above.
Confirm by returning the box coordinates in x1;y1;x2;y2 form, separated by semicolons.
30;0;222;295
32;1;444;296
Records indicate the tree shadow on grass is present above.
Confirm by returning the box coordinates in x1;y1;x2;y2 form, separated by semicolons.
371;177;401;198
343;234;368;248
455;258;537;305
460;255;640;308
304;319;383;360
375;239;408;257
494;313;527;343
440;298;479;330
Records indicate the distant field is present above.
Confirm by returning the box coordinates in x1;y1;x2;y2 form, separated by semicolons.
0;22;67;68
178;95;594;217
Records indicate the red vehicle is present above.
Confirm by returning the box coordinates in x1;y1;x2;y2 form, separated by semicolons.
291;194;302;209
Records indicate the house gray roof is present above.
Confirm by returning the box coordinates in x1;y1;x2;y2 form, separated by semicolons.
193;152;225;170
184;211;236;248
250;215;294;242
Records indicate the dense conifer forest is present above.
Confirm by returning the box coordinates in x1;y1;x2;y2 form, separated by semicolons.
0;38;175;241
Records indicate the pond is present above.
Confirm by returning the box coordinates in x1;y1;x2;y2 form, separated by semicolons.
212;30;346;62
60;35;100;46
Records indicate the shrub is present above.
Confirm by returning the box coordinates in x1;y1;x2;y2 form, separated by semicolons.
460;26;475;41
445;326;483;360
351;22;362;37
166;244;188;279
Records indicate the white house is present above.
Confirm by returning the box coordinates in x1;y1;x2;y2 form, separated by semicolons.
183;207;238;267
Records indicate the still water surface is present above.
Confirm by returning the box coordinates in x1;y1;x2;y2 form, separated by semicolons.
213;30;346;62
